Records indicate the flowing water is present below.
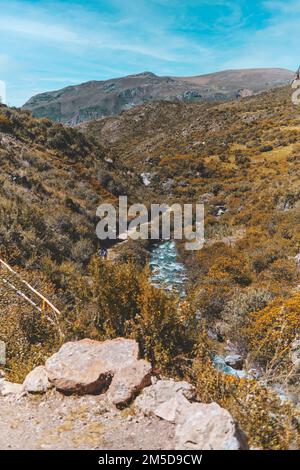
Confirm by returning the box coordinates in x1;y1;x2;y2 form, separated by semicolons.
149;240;246;378
149;241;288;400
149;240;187;297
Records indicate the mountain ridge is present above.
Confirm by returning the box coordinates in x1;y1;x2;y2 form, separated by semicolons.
23;68;294;125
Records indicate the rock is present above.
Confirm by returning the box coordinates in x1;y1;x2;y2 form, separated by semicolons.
216;205;227;216
135;379;196;422
225;354;244;370
45;338;139;394
23;366;51;394
236;88;253;99
140;172;151;186
0;380;24;397
175;402;248;450
162;178;173;191
154;392;191;424
290;339;300;372
108;360;152;407
198;192;213;204
0;340;6;365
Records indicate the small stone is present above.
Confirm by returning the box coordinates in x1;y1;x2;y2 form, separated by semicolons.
290;339;300;372
0;341;6;366
23;366;51;394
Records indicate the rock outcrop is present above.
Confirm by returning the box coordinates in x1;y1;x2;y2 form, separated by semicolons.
0;340;249;450
136;379;248;450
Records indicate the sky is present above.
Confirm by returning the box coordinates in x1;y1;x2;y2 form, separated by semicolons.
0;0;299;106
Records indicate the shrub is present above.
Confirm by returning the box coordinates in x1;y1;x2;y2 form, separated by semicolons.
191;336;300;450
84;258;197;371
241;293;300;378
0;114;12;132
218;287;273;343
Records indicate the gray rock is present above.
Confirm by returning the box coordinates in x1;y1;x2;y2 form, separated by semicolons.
108;359;152;407
294;253;300;266
175;402;248;450
23;366;51;394
134;379;196;421
45;338;140;394
225;354;244;370
0;341;6;365
0;380;24;397
198;193;214;204
290;339;300;372
154;392;191;423
140;172;151;186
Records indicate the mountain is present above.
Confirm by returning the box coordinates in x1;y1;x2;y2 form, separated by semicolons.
23;68;294;125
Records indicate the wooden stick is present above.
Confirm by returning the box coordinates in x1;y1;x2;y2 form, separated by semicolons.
0;258;61;316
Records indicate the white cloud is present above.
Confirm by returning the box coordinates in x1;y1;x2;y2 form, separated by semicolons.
0;16;89;45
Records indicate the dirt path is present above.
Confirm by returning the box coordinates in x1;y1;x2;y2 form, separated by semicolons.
0;391;174;450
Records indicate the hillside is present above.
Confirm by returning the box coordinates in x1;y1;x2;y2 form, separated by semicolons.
83;84;300;335
22;68;293;125
1;87;300;450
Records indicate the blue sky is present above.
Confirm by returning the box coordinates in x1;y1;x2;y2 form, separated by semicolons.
0;0;299;106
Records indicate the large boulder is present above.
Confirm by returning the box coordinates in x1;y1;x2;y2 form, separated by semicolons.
23;366;51;394
108;360;152;407
135;379;196;423
175;402;248;450
45;338;140;395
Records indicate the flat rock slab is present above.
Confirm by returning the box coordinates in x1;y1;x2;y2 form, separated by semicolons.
45;338;140;394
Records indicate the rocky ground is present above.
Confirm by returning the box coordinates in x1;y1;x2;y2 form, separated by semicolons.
0;391;174;450
0;338;248;450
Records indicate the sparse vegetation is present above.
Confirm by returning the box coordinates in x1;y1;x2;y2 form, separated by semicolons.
1;85;300;449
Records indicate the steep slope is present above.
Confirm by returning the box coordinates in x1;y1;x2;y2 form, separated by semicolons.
0;104;120;280
0;103;123;380
23;68;293;125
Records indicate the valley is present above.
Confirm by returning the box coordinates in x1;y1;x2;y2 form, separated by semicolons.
0;78;300;450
